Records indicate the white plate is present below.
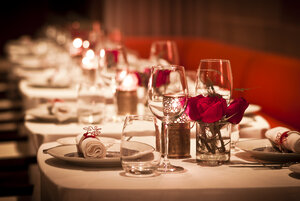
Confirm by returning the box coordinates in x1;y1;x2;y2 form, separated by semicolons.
121;141;155;160
27;103;77;122
47;145;121;167
27;76;71;88
289;163;300;174
236;139;300;162
244;104;261;115
27;104;57;121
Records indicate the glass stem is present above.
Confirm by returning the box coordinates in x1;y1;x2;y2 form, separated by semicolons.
162;122;171;170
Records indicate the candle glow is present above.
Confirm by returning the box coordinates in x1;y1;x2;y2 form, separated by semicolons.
83;40;90;49
85;49;95;59
82;50;97;70
119;73;139;91
73;38;83;48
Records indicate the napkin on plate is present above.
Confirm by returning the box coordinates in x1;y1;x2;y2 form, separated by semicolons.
75;134;107;158
265;127;300;153
48;101;75;122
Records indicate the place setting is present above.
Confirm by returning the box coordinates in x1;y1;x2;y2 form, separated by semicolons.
38;57;300;178
26;99;78;123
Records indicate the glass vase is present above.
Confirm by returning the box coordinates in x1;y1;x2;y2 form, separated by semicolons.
196;121;232;165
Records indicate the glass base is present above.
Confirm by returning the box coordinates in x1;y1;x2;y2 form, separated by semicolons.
196;152;230;166
156;163;185;173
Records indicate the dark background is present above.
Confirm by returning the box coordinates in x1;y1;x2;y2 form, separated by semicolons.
0;0;300;58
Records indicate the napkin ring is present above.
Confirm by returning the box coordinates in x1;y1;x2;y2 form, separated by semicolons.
275;131;290;152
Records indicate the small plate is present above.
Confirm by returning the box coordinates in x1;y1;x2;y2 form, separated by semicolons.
27;103;77;122
244;104;261;115
236;139;300;162
289;163;300;174
27;77;71;88
27;104;56;121
47;145;121;167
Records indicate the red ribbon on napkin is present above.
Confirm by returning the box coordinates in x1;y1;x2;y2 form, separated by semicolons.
275;131;290;152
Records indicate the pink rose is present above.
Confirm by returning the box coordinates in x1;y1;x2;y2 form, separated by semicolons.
225;97;249;124
186;95;227;123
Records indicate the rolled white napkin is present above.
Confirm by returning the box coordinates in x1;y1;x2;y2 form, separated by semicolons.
265;127;300;153
75;134;107;158
49;101;74;122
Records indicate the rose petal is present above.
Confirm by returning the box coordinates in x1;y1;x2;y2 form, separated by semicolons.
226;97;249;124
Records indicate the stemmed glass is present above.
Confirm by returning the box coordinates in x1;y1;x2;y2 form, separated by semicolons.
147;65;188;173
195;59;236;148
150;40;179;65
98;45;129;122
195;59;233;103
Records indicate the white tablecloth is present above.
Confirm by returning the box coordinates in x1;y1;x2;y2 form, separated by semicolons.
19;80;78;109
19;80;147;109
38;140;300;201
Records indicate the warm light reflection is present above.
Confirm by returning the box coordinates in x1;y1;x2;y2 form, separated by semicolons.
117;70;128;81
119;73;139;91
82;55;97;70
82;40;90;48
99;49;105;58
82;57;90;67
85;49;95;59
73;38;82;48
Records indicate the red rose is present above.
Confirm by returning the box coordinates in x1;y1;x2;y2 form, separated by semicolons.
156;70;170;87
225;97;249;124
134;72;142;86
185;95;204;121
186;95;227;123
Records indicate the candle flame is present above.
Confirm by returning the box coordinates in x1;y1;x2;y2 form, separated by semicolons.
73;38;82;48
99;49;105;58
86;49;95;59
119;73;139;91
83;40;90;49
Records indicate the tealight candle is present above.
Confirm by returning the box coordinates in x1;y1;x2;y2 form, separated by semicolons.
116;71;139;115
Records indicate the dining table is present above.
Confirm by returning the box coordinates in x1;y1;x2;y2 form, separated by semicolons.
24;103;299;201
37;137;300;201
11;34;299;201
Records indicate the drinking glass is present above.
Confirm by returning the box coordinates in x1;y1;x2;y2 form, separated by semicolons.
121;115;161;177
150;40;179;65
98;45;129;122
231;124;240;150
147;65;189;173
77;82;106;124
195;59;233;103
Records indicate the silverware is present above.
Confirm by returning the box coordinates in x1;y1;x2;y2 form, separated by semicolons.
229;161;295;169
43;145;66;154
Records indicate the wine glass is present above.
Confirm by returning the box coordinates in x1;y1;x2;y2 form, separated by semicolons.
147;65;188;173
195;59;236;150
150;40;179;65
98;45;129;122
195;59;233;103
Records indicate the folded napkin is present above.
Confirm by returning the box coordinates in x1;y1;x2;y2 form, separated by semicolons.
265;127;300;153
48;100;75;122
28;68;71;87
75;132;107;158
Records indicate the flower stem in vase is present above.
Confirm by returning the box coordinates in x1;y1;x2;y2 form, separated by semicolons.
215;123;226;153
200;124;215;154
196;122;231;165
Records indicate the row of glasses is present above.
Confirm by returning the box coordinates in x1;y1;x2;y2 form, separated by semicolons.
121;58;234;176
77;38;235;175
